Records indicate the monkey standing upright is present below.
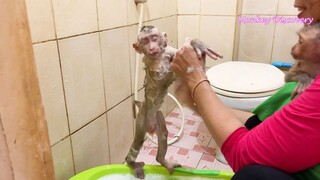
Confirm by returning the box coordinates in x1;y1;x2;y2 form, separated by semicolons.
125;25;222;179
125;26;178;179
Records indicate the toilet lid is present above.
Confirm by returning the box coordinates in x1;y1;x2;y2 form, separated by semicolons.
206;61;285;98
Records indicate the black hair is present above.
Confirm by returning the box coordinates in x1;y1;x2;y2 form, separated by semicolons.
140;25;155;33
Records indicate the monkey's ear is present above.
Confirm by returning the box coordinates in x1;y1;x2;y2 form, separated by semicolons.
133;43;142;54
162;32;168;47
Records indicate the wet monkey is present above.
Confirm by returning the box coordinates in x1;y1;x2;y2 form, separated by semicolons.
125;25;222;179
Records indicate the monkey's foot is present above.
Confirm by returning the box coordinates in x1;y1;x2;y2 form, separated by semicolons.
160;160;182;174
127;161;145;179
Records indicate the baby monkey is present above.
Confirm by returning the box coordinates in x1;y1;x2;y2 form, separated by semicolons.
287;22;320;98
125;25;222;179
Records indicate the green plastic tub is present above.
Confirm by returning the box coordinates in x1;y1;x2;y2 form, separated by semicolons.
70;164;234;180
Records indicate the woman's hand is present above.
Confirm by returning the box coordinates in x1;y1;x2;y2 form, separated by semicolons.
171;38;222;89
171;38;222;108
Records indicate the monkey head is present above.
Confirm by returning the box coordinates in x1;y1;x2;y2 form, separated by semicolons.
291;23;320;63
133;26;168;59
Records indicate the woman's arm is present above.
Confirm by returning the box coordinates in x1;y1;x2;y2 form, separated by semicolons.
172;42;320;173
171;42;244;147
191;81;245;146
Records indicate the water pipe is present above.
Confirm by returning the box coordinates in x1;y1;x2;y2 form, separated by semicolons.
146;93;185;145
133;0;145;102
133;0;185;145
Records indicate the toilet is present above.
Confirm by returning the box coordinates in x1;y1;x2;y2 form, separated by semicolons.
205;61;285;164
206;61;285;111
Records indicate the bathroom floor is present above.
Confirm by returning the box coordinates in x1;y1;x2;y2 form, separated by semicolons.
136;106;233;172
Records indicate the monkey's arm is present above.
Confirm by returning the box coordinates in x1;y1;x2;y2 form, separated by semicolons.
173;39;223;110
190;39;223;60
286;72;314;99
165;46;178;60
166;39;223;61
285;62;314;99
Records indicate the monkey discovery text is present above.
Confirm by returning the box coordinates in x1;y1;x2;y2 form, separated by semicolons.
238;15;314;25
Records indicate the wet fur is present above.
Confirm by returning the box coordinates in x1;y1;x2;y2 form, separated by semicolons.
125;26;219;179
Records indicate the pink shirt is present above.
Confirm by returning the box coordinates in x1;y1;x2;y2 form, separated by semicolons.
221;75;320;173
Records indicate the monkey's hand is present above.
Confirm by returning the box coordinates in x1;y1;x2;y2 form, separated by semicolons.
290;73;313;99
190;39;223;60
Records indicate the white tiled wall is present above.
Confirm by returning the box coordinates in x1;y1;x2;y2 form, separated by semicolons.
72;114;110;173
199;16;236;67
107;98;134;164
164;0;178;17
100;27;131;110
25;0;301;179
178;0;238;67
272;20;303;63
242;0;278;15
58;33;106;132
52;0;99;38
128;25;145;92
178;15;200;46
178;0;201;15
238;0;302;64
33;41;69;145
201;0;237;16
238;17;276;63
25;0;56;42
97;0;128;30
277;0;300;15
51;137;74;180
144;0;165;20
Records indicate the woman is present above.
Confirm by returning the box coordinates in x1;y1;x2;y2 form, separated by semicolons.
171;0;320;179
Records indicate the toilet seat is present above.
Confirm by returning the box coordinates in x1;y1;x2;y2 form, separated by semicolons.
206;61;285;98
212;86;279;98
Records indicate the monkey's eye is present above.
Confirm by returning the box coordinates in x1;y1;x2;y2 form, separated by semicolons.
140;38;149;45
298;39;303;44
151;35;159;42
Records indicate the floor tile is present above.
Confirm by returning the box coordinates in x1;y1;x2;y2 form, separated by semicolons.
136;107;233;173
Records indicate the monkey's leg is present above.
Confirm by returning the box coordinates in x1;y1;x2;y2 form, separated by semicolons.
155;111;181;174
125;113;147;179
